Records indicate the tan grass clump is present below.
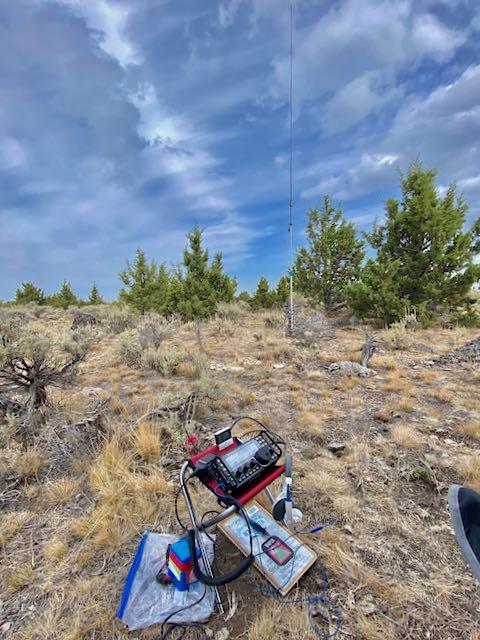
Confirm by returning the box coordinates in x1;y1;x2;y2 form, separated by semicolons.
0;511;32;546
133;422;161;462
457;454;480;482
44;477;80;506
390;424;424;448
381;371;418;396
16;447;42;478
298;408;324;434
43;538;69;564
339;376;359;391
459;420;480;440
6;564;36;591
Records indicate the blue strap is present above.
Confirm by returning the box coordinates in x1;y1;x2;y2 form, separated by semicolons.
118;530;149;620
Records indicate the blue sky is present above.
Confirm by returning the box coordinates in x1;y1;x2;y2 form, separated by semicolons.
1;0;479;300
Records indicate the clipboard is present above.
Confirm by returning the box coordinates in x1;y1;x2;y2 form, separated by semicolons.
217;500;317;595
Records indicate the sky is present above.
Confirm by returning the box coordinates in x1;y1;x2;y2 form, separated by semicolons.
1;0;479;300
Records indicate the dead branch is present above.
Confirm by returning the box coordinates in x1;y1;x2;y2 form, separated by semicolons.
360;329;377;367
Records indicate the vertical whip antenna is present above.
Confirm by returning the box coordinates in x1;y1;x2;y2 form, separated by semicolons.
287;3;294;332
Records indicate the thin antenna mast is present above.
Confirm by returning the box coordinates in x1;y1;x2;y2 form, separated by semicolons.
287;3;294;332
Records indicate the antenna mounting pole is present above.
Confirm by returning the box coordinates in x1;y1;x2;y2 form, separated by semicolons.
287;3;294;333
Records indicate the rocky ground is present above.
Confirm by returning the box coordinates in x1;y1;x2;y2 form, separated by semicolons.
0;304;479;640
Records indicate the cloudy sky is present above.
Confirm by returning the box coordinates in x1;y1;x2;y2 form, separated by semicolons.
1;0;479;300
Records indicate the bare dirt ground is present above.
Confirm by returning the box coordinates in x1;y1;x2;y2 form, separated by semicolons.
1;305;479;639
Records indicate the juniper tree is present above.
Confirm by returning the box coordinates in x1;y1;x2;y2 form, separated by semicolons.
295;197;365;311
87;282;103;305
176;226;217;321
50;281;78;309
276;275;290;306
151;264;170;314
237;291;252;303
209;252;237;303
119;249;158;315
15;282;45;305
251;277;276;310
347;160;480;324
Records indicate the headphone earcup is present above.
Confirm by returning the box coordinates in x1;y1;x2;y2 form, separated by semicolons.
272;498;286;521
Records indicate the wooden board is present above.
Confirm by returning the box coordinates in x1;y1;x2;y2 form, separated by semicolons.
218;500;317;595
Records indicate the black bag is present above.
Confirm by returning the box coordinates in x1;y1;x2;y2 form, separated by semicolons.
448;484;480;583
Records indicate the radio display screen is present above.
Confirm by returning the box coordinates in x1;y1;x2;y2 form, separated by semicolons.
222;440;259;471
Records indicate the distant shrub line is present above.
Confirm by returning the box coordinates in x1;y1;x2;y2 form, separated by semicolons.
7;160;480;326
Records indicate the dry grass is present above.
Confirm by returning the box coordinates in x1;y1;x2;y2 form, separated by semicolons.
133;422;161;462
246;602;313;640
456;454;480;483
339;376;359;391
44;477;80;506
0;511;32;546
458;420;480;440
298;408;324;434
381;371;418;396
16;447;43;478
3;307;480;639
43;538;69;564
392;398;416;413
390;424;424;448
6;564;36;591
428;388;453;403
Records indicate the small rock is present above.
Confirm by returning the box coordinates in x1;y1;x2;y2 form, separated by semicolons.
358;597;377;616
273;363;285;369
227;365;245;373
160;457;175;467
327;442;346;455
444;438;458;447
1;622;12;633
328;360;376;377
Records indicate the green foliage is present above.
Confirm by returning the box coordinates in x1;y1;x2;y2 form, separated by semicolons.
141;345;187;376
87;282;103;305
251;277;276;310
237;291;252;303
411;465;435;484
276;275;290;305
209;252;237;303
119;249;168;315
15;282;46;305
151;264;170;313
451;307;480;328
295;197;365;310
50;281;78;309
172;226;218;321
348;161;480;324
347;258;409;324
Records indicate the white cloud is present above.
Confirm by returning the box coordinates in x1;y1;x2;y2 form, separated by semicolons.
321;71;402;134
0;137;27;170
218;0;242;28
458;175;480;192
301;153;399;200
55;0;141;67
411;13;465;62
267;0;467;134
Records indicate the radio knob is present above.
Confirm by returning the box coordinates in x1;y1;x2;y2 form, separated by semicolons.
254;446;272;466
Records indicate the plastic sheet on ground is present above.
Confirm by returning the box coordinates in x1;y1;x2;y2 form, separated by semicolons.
118;531;215;631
